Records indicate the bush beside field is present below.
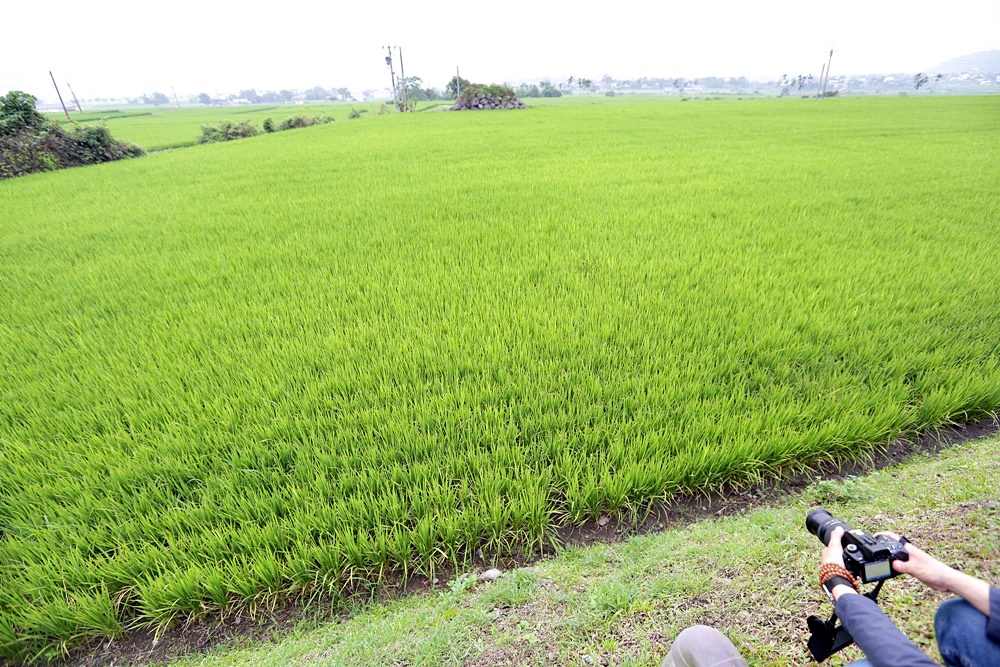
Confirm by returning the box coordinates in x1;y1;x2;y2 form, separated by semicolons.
0;91;144;179
1;96;999;661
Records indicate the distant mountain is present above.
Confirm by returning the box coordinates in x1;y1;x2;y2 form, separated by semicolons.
928;50;1000;74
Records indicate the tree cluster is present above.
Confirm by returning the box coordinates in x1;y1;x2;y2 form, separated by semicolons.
142;91;171;106
515;81;562;98
397;77;442;105
0;91;144;179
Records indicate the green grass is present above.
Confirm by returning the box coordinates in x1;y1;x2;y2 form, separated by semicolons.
1;96;999;662
155;434;1000;666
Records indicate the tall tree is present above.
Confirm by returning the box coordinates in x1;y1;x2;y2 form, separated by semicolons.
445;75;471;99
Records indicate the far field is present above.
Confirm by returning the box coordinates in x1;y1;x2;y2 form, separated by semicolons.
2;96;999;662
47;101;446;151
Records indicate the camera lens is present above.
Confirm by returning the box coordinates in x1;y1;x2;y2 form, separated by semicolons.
806;508;851;545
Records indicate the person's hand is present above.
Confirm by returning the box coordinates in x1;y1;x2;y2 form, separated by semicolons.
878;532;955;592
878;532;992;616
819;526;857;601
821;526;847;568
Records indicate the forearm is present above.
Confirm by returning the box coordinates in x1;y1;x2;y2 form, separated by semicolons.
834;592;938;667
939;569;991;617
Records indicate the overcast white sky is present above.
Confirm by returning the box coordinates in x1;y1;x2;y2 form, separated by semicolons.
4;0;999;101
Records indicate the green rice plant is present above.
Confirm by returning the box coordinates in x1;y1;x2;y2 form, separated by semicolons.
136;567;204;629
250;552;286;596
199;567;232;610
411;516;440;580
387;527;413;582
310;542;347;599
565;471;605;525
517;479;554;555
0;614;17;658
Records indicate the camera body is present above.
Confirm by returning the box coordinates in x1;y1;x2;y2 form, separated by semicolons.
806;509;909;583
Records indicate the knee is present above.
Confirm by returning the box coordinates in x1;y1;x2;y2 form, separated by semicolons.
661;625;747;667
935;598;986;657
672;624;721;646
935;598;982;635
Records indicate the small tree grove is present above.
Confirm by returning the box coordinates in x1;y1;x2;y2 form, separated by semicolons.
0;91;144;179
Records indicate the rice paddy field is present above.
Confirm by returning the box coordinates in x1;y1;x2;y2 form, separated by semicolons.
2;96;999;662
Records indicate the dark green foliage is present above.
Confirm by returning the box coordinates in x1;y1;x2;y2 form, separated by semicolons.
0;91;46;135
0;129;58;177
199;119;261;143
202;116;333;144
275;115;333;131
50;125;145;167
0;92;144;179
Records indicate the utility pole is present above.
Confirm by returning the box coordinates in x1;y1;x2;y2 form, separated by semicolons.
398;47;408;111
66;82;84;113
385;46;399;111
171;87;181;109
817;63;826;99
456;66;461;98
820;49;834;98
49;71;72;122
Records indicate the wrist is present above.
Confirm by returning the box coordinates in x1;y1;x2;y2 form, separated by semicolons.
830;582;858;602
823;576;857;602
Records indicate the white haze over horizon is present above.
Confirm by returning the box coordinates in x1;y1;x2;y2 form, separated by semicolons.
4;0;999;102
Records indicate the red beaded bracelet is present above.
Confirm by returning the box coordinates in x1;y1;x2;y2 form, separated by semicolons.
819;563;860;593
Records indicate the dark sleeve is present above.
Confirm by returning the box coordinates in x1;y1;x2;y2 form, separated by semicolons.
989;586;1000;643
835;593;939;667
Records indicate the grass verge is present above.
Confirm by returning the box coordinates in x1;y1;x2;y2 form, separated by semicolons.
70;430;999;666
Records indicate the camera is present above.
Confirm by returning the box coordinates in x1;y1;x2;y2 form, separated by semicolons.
806;508;909;583
805;509;911;661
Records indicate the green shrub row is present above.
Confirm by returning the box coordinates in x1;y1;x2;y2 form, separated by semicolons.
200;115;335;143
